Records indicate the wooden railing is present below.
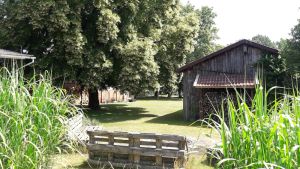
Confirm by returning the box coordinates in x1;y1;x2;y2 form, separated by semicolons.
87;130;187;169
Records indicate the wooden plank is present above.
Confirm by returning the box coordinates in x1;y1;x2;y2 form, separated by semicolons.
140;141;156;146
87;131;186;142
93;138;129;144
87;144;186;157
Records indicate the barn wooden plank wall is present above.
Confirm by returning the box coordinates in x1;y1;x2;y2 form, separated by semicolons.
87;130;187;169
183;45;264;120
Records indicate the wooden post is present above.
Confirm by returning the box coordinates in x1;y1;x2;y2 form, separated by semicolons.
177;156;185;168
177;139;186;167
133;137;140;164
128;136;134;162
88;133;95;159
155;138;162;165
108;135;114;145
178;140;185;150
89;133;95;144
108;135;114;161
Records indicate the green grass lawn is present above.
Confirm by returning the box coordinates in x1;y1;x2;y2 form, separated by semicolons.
84;98;215;138
51;98;216;169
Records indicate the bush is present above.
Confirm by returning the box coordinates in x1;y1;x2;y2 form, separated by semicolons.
0;68;79;168
208;86;300;168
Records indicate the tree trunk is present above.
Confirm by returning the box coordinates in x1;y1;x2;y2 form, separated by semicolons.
154;90;159;99
167;92;172;98
88;88;100;110
178;89;183;98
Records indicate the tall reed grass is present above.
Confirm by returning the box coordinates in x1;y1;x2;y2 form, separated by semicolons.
0;68;78;169
208;86;300;168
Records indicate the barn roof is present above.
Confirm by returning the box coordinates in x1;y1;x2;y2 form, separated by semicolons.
194;72;256;88
0;49;35;60
178;39;278;72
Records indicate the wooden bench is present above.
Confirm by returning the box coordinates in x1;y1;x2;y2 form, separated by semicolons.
87;130;188;169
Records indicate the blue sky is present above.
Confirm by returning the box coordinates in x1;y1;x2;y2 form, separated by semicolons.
181;0;300;45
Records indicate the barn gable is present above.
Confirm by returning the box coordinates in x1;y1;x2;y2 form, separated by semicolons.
179;39;278;120
178;39;278;73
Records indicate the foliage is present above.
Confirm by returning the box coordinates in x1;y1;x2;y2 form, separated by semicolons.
252;34;277;48
251;35;287;88
0;68;78;168
282;19;300;76
156;5;199;96
185;5;219;62
119;38;159;95
208;86;300;168
257;53;286;88
0;0;201;102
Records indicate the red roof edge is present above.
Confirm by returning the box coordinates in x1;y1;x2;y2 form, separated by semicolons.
177;39;279;73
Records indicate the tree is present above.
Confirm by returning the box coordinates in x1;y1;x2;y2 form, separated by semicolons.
0;0;192;108
252;34;277;48
186;5;219;62
0;0;120;109
156;5;199;97
282;19;300;75
113;0;181;97
251;35;286;88
169;4;218;98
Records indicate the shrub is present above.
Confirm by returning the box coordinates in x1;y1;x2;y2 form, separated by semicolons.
0;68;78;169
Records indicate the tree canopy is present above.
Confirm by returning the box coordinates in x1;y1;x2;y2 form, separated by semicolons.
252;34;277;48
0;0;200;107
251;35;286;88
282;19;300;75
185;5;219;62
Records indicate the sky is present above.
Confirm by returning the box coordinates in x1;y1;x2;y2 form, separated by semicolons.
181;0;300;46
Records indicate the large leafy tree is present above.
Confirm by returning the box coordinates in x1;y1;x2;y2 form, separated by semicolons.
0;0;198;107
171;5;218;98
186;5;218;62
156;5;199;97
0;0;119;109
114;0;180;96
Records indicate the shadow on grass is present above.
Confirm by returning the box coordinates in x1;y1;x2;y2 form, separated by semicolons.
146;109;202;126
136;96;183;101
84;104;157;123
83;103;203;127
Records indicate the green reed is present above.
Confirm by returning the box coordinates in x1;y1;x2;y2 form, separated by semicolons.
208;86;300;168
0;68;78;169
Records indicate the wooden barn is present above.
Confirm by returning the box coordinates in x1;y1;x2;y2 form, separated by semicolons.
178;39;278;120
